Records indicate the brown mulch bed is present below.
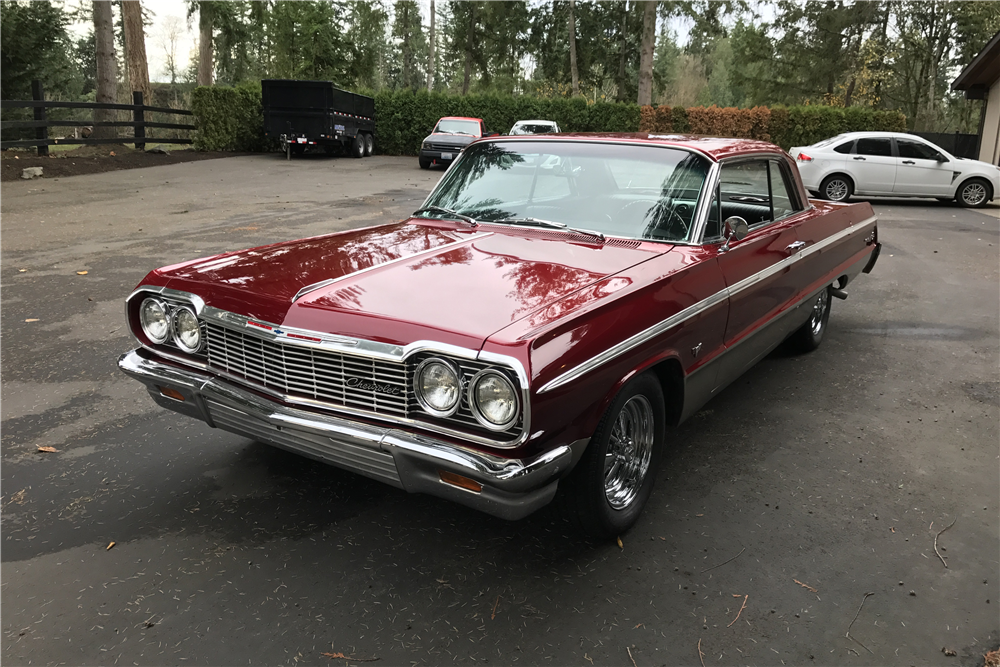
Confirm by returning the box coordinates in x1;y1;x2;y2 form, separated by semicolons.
1;145;244;182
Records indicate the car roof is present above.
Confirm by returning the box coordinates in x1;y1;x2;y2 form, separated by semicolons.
484;133;785;161
438;116;483;122
820;131;931;141
513;120;557;125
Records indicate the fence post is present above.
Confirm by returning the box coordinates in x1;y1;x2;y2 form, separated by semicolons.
32;80;48;157
133;91;145;151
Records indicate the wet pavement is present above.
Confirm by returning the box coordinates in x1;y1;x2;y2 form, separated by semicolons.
2;155;998;666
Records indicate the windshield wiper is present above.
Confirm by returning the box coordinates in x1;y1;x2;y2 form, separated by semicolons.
412;206;478;226
493;217;605;242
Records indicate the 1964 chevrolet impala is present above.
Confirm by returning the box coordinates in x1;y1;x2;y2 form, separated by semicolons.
119;134;881;537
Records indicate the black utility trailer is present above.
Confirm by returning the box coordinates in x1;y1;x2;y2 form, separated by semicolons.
262;79;376;159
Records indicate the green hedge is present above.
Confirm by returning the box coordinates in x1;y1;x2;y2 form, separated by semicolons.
767;106;907;150
190;83;907;155
191;81;269;152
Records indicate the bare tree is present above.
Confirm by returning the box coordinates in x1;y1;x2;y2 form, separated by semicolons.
568;0;579;96
637;1;656;105
122;1;151;105
427;0;435;91
158;16;184;84
93;0;117;140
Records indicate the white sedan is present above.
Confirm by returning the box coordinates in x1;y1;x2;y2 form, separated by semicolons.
509;119;560;135
790;131;999;208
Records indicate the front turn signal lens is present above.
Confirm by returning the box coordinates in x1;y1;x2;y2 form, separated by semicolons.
158;386;185;401
439;470;483;493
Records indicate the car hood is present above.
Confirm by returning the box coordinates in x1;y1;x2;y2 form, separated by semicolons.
155;222;662;351
423;133;478;147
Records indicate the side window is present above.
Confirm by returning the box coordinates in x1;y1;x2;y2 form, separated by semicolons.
769;160;800;220
718;161;771;227
897;139;939;160
856;137;892;157
833;141;854;154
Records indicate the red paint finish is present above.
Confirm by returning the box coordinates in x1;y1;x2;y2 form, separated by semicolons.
484;133;787;162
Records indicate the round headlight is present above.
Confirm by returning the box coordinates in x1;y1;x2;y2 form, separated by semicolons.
470;371;519;430
172;307;202;353
414;358;461;416
139;298;169;343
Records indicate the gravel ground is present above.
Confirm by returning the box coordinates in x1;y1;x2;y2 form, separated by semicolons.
1;155;997;666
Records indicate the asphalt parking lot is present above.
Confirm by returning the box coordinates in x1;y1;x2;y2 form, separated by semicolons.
2;154;998;666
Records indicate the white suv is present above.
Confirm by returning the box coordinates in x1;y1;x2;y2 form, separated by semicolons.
790;132;999;208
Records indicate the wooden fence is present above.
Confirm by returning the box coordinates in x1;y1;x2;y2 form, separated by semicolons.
1;80;195;155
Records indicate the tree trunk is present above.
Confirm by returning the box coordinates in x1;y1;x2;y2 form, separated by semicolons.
844;77;856;108
198;2;214;87
92;0;117;140
427;0;435;91
616;1;628;102
637;1;656;106
569;0;579;96
122;1;151;108
401;3;411;88
462;3;475;95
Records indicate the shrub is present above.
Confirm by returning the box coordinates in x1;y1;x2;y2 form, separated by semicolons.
191;81;268;152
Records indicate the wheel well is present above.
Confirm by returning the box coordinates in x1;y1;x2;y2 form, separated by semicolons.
647;358;684;427
823;172;854;188
959;176;993;198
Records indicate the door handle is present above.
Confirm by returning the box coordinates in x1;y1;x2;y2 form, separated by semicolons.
853;156;866;161
902;160;915;165
785;241;807;253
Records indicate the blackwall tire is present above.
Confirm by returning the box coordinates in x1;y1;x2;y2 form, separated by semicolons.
788;286;832;353
819;175;853;202
351;135;364;159
418;158;431;170
561;372;665;539
957;178;992;208
364;133;374;157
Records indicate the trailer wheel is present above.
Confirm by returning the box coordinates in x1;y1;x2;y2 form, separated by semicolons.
351;135;365;158
363;133;374;157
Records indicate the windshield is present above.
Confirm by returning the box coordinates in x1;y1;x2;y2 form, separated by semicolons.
511;123;557;135
421;141;711;243
434;119;481;136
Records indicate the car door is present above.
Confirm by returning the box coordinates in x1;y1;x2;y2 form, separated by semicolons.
849;137;896;194
710;159;804;382
892;138;954;197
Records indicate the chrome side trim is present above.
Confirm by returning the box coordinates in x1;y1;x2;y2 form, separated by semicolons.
125;287;531;449
538;214;878;394
290;232;492;303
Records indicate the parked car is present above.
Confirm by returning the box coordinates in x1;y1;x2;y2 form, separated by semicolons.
262;79;375;158
419;117;494;169
790;131;999;207
509;119;561;135
119;133;880;537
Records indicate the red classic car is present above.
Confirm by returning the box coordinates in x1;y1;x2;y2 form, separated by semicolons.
119;134;880;537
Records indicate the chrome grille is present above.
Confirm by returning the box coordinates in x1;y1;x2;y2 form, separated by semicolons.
205;323;409;417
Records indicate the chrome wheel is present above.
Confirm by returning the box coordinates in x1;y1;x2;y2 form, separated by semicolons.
824;179;849;201
961;182;987;207
604;395;655;510
809;290;828;336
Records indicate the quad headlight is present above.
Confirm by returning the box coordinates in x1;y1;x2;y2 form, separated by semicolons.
469;370;519;431
414;358;461;416
139;298;170;343
171;307;202;353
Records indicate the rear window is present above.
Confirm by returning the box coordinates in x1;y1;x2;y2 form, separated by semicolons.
811;134;847;148
833;141;854;154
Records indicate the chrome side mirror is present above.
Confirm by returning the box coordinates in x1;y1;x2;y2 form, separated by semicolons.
721;216;749;252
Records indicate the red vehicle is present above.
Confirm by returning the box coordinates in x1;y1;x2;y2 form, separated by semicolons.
119;134;880;537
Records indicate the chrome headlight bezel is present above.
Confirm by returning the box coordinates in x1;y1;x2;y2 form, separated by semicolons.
468;369;520;431
139;297;170;344
171;306;203;353
414;357;462;417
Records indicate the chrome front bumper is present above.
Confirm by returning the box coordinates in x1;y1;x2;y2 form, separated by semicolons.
118;350;583;520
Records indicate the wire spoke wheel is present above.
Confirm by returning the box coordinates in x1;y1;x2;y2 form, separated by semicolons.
603;395;655;510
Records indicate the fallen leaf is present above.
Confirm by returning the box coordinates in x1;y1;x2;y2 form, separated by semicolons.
696;513;704;517
76;270;88;275
109;151;116;156
13;155;19;159
321;652;378;662
37;446;58;453
617;536;623;549
106;541;116;550
890;527;895;533
794;578;818;593
942;647;956;657
18;268;27;272
24;318;39;322
144;621;155;628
